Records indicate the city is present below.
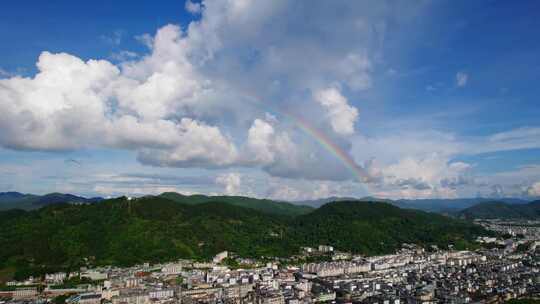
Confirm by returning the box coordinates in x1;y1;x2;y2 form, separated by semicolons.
1;219;539;304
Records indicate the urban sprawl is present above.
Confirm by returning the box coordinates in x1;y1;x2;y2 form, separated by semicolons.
2;219;540;304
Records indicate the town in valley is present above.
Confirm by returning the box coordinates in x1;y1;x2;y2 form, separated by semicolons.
2;219;539;304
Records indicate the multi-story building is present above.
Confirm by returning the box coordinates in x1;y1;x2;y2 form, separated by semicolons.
78;293;102;304
148;288;174;299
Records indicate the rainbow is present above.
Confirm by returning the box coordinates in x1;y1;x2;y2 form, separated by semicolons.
244;93;372;186
287;112;372;184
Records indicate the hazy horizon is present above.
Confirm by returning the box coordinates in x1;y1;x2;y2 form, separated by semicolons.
1;189;537;203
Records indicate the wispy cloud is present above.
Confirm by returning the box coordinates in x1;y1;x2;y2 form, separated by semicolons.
185;0;202;14
0;67;13;78
456;71;468;87
100;29;124;46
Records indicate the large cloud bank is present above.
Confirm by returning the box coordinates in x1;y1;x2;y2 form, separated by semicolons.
3;1;414;182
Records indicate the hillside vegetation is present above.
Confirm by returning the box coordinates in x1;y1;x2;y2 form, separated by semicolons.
0;197;486;281
458;200;540;220
293;201;485;254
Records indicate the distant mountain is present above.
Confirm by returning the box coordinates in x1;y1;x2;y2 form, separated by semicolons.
35;193;102;206
0;191;31;200
0;192;103;211
458;200;540;220
293;196;360;208
0;197;486;281
0;192;36;210
295;196;531;213
158;192;314;216
0;192;39;210
2;191;531;214
394;197;529;213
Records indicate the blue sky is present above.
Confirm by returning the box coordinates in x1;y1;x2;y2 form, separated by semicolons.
0;0;539;200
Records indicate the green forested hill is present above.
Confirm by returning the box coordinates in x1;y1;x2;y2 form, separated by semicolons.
292;201;486;255
158;192;314;216
458;200;540;219
0;196;295;280
0;197;486;281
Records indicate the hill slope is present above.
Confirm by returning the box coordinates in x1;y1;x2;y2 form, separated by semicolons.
292;201;486;254
0;197;486;280
158;192;314;216
458;200;540;219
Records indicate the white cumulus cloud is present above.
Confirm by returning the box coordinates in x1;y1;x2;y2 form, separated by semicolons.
245;118;296;165
0;25;238;168
528;182;540;197
0;0;432;185
373;154;474;199
314;87;359;136
216;172;242;195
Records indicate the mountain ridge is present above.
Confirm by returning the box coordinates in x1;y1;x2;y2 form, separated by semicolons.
157;192;314;216
293;196;532;212
0;191;535;214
